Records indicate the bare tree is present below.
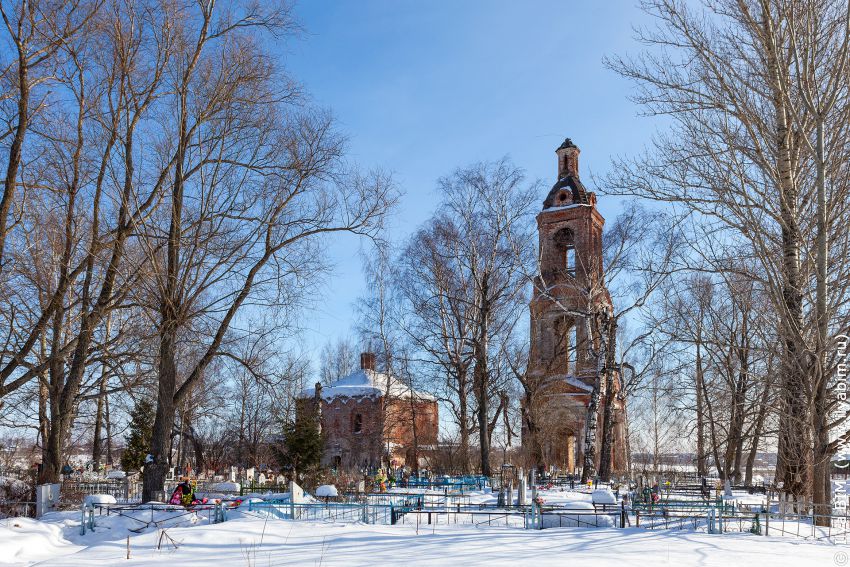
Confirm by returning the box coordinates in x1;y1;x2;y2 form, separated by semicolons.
605;0;850;505
139;1;396;501
396;159;536;477
319;337;358;386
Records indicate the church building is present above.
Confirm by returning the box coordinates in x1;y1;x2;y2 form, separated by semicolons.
522;139;628;475
298;353;439;472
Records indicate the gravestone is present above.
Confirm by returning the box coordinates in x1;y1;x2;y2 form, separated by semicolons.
257;473;267;485
289;481;304;520
35;483;60;518
230;466;238;482
518;477;527;506
246;467;255;482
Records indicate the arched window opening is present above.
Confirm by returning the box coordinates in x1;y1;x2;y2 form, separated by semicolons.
553;227;576;276
353;413;363;434
565;246;575;275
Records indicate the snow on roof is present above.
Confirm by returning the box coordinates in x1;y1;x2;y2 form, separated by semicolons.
300;369;436;401
544;374;594;393
542;203;591;212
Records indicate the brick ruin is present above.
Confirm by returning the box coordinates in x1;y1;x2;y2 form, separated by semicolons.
298;353;439;471
522;138;628;475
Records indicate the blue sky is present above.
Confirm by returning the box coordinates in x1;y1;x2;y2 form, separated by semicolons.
276;1;657;365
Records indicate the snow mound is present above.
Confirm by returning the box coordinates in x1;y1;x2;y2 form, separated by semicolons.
210;481;240;492
565;501;596;510
105;470;126;479
83;494;117;506
316;485;338;498
591;489;617;504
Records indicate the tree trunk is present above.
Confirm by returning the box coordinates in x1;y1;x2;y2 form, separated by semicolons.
0;53;29;266
475;343;491;476
458;367;471;474
581;314;604;483
764;11;810;504
92;378;105;469
143;323;178;501
598;316;618;481
695;340;706;476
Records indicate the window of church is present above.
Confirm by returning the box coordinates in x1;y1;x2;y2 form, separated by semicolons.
353;413;363;433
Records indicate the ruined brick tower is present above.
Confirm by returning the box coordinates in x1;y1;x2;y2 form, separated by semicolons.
523;138;627;475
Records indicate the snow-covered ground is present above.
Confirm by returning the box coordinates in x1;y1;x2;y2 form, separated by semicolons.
0;487;844;566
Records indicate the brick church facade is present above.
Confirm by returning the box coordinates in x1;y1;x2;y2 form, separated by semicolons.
522;139;628;475
298;353;438;472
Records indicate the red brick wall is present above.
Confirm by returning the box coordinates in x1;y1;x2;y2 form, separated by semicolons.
296;395;439;471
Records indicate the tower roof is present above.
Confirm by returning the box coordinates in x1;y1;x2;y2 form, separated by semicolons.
543;175;590;208
543;137;590;209
557;138;578;151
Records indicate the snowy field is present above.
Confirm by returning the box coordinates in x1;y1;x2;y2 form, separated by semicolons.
0;487;844;566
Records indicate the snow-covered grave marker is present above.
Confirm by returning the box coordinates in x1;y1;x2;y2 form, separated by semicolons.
230;466;237;482
257;473;267;485
246;467;255;482
316;485;338;499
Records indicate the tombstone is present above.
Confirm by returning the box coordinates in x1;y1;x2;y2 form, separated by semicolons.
356;480;365;493
518;477;528;506
257;473;267;486
246;467;255;482
530;470;539;529
506;481;513;507
165;467;175;481
289;481;304;520
276;474;286;486
36;483;60;518
230;466;238;482
289;481;304;504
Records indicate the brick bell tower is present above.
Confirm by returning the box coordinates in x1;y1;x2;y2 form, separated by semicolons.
523;138;625;475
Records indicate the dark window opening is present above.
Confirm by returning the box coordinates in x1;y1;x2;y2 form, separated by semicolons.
353;413;363;433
